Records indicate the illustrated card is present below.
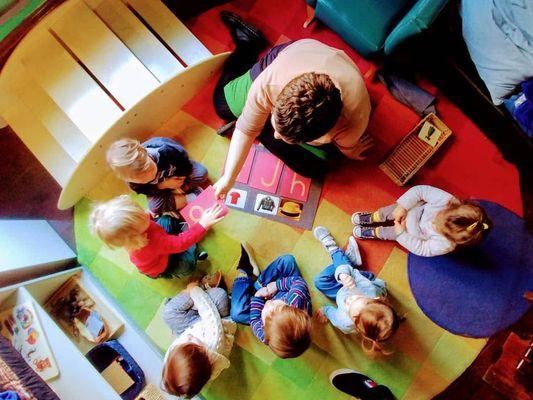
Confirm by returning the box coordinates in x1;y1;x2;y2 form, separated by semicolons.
222;145;322;230
180;185;229;226
0;301;59;381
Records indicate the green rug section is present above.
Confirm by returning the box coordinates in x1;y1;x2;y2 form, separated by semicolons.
74;111;486;399
0;0;46;41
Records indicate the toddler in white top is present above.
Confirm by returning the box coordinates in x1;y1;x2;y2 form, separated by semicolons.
352;185;491;257
161;283;236;398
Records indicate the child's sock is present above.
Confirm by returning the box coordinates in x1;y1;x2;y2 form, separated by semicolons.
313;226;339;253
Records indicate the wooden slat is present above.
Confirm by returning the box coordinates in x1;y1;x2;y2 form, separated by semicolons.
123;0;211;66
58;52;229;209
2;99;77;187
83;0;184;82
10;73;92;163
19;28;122;143
50;0;159;109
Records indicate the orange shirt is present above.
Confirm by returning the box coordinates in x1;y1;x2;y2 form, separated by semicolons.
235;39;371;157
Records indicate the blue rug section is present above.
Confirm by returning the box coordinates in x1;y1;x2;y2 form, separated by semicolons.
407;201;533;338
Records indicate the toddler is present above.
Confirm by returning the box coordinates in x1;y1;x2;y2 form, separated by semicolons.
313;227;400;354
89;195;224;278
230;243;312;358
106;137;208;216
162;281;235;398
352;185;491;257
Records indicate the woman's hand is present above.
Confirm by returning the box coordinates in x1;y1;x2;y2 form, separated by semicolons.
198;204;225;229
339;273;356;290
392;205;407;224
213;175;233;200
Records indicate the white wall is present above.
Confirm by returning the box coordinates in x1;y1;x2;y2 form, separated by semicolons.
0;220;76;285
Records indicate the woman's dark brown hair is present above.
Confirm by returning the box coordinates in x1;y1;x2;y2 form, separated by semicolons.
273;72;342;143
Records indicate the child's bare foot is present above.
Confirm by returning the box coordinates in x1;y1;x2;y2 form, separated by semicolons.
315;309;328;324
186;281;200;292
202;271;222;289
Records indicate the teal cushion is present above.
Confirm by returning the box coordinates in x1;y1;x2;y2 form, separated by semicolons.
306;0;317;7
384;0;449;55
315;0;414;58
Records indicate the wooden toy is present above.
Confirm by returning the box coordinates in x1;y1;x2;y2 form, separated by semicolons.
379;113;452;186
45;276;123;353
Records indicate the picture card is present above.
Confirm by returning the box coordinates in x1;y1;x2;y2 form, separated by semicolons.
279;166;311;202
180;186;229;226
418;121;442;147
0;301;59;381
225;188;248;209
254;194;280;215
236;145;256;184
248;150;283;193
278;199;304;221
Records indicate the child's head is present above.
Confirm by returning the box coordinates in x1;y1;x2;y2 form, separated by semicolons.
106;139;158;183
273;72;342;144
435;200;491;248
162;342;212;398
351;299;400;355
89;195;149;250
264;303;312;358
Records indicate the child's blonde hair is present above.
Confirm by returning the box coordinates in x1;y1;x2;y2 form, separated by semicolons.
354;299;400;355
89;195;149;250
264;305;311;358
162;343;212;398
106;138;153;180
435;200;491;248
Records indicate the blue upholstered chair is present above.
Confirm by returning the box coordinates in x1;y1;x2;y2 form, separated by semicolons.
304;0;449;58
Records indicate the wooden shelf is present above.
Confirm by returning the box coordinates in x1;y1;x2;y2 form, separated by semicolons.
1;267;173;399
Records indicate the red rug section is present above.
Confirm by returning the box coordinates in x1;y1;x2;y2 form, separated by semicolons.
182;0;523;272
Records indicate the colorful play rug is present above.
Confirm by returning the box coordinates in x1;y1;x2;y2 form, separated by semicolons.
74;2;525;397
75;111;492;400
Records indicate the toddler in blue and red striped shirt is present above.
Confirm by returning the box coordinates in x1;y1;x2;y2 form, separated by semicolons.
230;243;312;358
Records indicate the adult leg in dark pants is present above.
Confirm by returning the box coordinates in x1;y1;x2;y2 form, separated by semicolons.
213;12;267;121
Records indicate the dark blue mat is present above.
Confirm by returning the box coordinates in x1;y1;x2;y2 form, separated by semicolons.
407;201;533;338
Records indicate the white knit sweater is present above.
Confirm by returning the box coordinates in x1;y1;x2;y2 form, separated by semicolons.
164;287;236;385
396;185;456;257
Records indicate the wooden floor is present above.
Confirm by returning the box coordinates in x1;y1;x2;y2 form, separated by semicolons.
1;124;530;399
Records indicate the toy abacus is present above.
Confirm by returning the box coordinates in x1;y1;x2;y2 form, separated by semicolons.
379;113;452;186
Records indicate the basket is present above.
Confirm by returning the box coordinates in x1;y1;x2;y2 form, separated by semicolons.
379;113;452;186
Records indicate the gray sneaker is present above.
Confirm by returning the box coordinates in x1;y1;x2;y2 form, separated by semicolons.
313;226;339;254
345;236;362;266
351;211;375;226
